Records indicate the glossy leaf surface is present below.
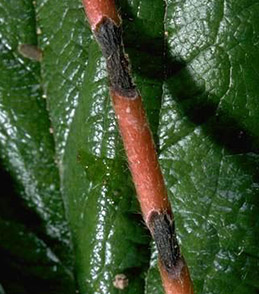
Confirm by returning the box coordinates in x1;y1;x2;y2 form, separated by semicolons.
0;0;258;293
146;0;259;293
0;0;74;292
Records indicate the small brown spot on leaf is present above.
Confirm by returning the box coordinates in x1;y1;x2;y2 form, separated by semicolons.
18;44;42;61
113;274;128;290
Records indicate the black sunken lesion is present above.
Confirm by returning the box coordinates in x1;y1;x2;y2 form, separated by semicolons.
149;211;181;273
94;17;137;98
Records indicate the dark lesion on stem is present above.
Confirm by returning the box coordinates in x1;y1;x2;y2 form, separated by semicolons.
148;211;181;274
94;17;137;98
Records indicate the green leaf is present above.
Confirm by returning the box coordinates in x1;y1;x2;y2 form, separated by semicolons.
1;0;259;293
0;0;75;292
34;0;161;292
146;0;259;293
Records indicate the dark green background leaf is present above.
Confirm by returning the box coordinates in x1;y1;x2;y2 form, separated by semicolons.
146;0;259;293
0;0;74;292
0;0;258;293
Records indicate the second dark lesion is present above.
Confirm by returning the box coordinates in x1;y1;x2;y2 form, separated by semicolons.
148;211;181;274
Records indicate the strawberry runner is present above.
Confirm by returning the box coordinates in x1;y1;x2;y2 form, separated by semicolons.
82;1;194;293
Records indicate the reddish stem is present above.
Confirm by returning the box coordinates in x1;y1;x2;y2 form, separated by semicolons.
111;91;193;294
82;0;120;28
82;1;194;293
159;260;194;294
111;91;171;221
